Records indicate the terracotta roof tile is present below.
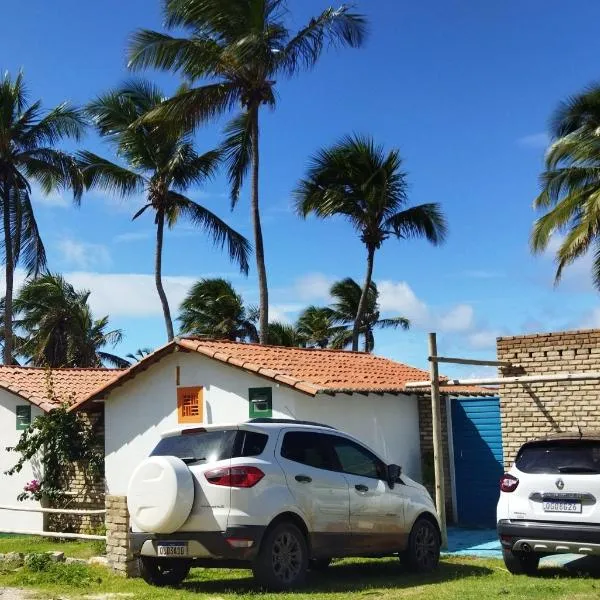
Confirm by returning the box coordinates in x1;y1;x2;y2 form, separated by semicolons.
177;339;494;397
70;339;494;411
0;366;124;412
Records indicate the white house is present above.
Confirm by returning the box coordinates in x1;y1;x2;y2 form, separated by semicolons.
72;338;491;501
0;366;121;532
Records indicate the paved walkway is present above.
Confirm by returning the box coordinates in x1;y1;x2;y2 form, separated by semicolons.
443;527;600;571
443;527;502;559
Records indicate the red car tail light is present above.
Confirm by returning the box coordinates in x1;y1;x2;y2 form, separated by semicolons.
205;466;265;488
500;473;519;493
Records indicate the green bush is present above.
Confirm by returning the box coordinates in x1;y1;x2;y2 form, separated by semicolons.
24;553;52;572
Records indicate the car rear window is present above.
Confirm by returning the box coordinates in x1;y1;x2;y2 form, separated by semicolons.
151;430;238;464
151;429;269;464
516;441;600;474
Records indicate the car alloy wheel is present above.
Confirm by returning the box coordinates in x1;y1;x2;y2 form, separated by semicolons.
271;529;303;584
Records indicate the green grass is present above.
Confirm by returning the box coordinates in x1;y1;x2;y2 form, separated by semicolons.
0;536;100;559
2;556;600;599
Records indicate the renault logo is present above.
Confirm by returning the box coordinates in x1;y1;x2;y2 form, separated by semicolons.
556;478;565;490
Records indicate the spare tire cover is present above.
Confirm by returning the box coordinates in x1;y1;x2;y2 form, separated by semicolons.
127;456;195;534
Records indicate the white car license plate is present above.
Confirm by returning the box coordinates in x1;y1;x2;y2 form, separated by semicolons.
157;542;188;557
543;501;582;513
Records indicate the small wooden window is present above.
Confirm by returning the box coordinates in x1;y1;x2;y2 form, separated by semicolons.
16;405;31;431
249;388;272;419
177;387;203;424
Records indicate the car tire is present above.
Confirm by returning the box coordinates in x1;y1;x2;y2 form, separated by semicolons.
502;548;539;575
404;518;440;573
253;522;309;590
138;556;191;587
309;558;332;571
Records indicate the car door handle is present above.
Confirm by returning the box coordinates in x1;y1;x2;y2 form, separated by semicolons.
355;484;369;493
295;475;312;483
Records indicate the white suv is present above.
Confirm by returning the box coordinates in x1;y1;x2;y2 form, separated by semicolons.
127;419;441;590
498;433;600;575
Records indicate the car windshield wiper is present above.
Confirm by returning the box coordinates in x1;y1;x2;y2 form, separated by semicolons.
180;456;207;464
557;465;600;474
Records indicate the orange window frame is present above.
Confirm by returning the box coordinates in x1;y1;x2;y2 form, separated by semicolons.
177;386;204;424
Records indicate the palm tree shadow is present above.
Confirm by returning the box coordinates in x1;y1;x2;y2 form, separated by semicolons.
182;558;493;595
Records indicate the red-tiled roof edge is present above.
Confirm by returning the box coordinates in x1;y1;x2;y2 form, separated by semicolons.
70;338;495;413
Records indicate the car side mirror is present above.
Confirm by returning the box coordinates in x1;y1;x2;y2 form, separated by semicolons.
387;464;402;489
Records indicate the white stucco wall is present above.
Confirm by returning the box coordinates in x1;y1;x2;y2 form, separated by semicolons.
104;351;422;494
0;391;43;532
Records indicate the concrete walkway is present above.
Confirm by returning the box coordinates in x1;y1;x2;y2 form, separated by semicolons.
443;527;502;559
443;527;600;572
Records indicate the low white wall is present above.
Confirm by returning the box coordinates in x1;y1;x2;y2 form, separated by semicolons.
0;391;43;532
104;351;422;494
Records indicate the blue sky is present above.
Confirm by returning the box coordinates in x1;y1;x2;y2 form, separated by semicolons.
2;0;600;376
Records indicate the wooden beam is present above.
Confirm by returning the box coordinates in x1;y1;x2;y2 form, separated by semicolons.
429;356;513;368
0;529;105;541
407;371;600;388
429;333;447;549
0;504;105;515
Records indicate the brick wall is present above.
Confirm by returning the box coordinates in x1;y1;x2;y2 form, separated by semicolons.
106;495;138;576
417;395;453;520
48;409;105;534
498;329;600;467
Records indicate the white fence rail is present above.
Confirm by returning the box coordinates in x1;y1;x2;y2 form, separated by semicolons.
0;504;106;541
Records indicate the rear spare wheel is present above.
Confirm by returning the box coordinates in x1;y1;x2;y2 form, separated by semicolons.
127;456;195;533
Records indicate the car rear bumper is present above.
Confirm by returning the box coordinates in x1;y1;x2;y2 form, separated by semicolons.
130;526;266;562
498;519;600;555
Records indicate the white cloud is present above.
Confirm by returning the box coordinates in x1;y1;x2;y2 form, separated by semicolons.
438;304;475;332
377;281;429;323
467;329;501;350
65;272;196;317
377;281;474;333
114;231;152;243
517;132;549;149
57;239;112;270
269;304;306;323
293;273;335;302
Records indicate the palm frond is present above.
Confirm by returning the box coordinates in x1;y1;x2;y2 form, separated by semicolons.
384;203;448;245
220;111;253;207
168;192;251;274
128;30;222;79
77;151;146;198
21;103;86;149
279;6;367;76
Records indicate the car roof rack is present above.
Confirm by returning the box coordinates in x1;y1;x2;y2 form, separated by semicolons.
246;418;336;430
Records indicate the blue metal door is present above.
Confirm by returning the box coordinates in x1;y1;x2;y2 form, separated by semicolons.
451;397;503;527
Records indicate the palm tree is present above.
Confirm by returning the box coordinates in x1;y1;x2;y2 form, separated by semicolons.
295;135;447;351
8;273;127;368
125;347;153;363
127;0;367;344
296;305;340;348
328;277;409;353
530;84;600;289
266;321;304;347
178;278;258;341
0;72;85;364
80;80;250;341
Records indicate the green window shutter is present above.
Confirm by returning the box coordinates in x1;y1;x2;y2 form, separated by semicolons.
16;405;31;431
249;387;272;418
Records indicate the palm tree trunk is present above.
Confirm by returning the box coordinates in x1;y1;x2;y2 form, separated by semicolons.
155;209;174;341
352;246;375;352
251;108;269;345
2;183;14;365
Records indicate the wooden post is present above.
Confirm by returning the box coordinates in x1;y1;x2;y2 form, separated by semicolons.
429;332;447;548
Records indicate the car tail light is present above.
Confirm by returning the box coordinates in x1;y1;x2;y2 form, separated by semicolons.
500;473;519;493
205;466;265;488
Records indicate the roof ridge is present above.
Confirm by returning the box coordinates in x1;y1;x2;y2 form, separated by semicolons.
178;336;426;365
0;365;125;372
